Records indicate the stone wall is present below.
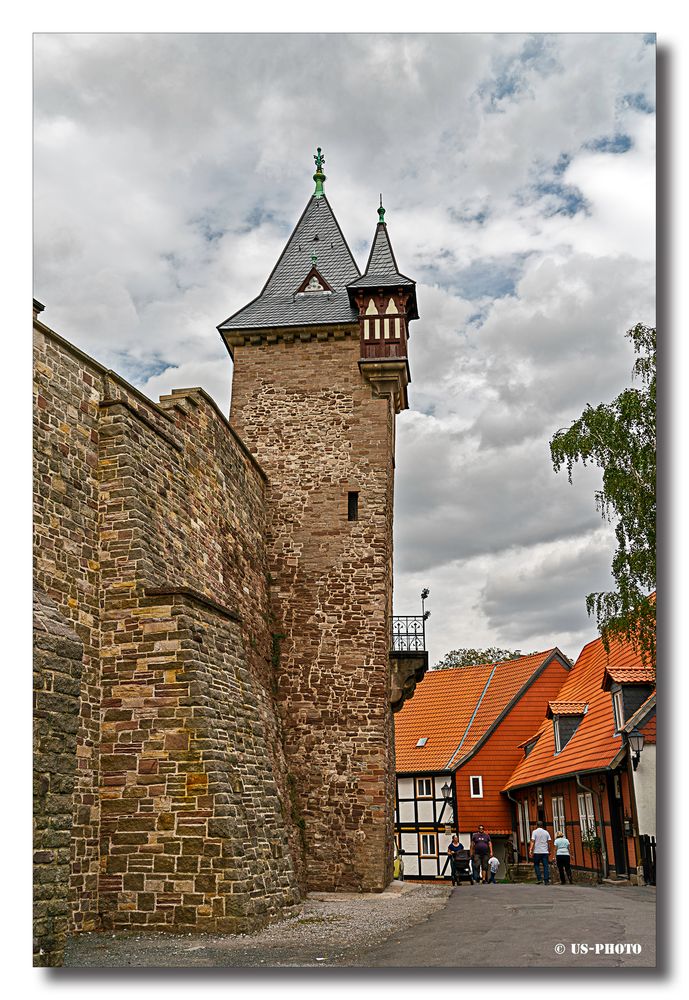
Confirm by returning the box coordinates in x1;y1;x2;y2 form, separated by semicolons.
34;321;104;931
229;331;396;892
34;314;302;940
33;588;83;966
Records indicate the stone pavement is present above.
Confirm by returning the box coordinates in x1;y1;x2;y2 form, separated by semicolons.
339;882;656;968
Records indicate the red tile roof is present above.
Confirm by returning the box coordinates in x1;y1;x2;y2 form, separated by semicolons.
395;650;563;773
505;633;655;790
547;699;588;717
602;664;656;688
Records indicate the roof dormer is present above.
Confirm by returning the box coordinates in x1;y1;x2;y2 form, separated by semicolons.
294;263;334;298
547;701;588;754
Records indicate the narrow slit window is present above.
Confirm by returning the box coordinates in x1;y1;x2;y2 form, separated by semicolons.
348;491;359;521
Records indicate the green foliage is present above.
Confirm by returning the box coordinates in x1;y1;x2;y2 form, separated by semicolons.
433;647;527;670
550;323;656;663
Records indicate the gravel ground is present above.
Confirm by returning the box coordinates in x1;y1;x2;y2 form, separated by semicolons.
64;882;451;967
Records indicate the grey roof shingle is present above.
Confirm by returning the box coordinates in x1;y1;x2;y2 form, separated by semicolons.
348;222;415;289
218;195;361;331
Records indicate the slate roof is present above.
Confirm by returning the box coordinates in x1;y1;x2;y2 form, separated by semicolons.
218;195;361;332
394;650;564;773
347;222;415;289
504;632;656;790
622;692;656;744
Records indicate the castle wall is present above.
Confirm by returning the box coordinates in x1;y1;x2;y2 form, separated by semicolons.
34;324;105;931
34;317;302;937
229;332;396;891
33;588;83;965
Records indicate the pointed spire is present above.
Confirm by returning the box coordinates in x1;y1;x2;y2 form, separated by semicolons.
378;194;386;225
313;146;326;199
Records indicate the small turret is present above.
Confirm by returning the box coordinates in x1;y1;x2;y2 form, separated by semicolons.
347;198;418;412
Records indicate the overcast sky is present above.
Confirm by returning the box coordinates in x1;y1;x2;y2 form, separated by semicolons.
33;32;655;666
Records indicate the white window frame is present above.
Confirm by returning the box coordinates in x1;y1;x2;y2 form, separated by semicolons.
517;799;527;844
552;794;566;836
553;718;561;753
577;791;596;837
469;775;483;798
612;689;625;732
420;833;437;857
416;777;433;799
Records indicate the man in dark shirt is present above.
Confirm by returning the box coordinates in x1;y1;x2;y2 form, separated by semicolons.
470;825;492;884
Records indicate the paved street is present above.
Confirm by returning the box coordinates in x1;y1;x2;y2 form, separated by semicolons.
64;881;655;969
340;882;656;968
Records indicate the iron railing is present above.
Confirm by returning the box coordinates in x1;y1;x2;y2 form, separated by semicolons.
391;616;427;652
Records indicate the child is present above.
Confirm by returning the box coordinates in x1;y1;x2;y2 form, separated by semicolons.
487;855;500;884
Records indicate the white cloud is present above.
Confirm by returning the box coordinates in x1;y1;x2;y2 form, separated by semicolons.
33;32;655;657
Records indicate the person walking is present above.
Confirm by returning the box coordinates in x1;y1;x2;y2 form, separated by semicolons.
553;829;573;884
529;820;552;884
447;835;464;886
487;854;500;884
470;825;492;884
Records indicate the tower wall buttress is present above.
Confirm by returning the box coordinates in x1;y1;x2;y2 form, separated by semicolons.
230;331;396;891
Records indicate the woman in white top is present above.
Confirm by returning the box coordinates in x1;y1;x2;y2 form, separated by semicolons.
553;829;573;884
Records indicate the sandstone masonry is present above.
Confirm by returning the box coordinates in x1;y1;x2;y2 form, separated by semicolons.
229;332;397;891
33;309;302;959
33;167;424;963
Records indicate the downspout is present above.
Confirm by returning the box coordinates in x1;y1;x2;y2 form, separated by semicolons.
575;773;608;879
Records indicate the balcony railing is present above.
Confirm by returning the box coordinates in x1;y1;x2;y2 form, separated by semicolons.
391;615;427;652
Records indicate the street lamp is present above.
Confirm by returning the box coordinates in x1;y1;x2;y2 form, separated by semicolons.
628;728;645;771
441;781;452;803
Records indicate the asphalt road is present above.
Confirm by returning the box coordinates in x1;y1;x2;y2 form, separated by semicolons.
62;882;656;969
340;882;657;969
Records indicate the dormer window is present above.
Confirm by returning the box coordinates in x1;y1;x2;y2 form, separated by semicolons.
294;264;333;298
548;700;588;754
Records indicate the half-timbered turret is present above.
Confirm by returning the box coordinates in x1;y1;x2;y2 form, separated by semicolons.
347;197;418;413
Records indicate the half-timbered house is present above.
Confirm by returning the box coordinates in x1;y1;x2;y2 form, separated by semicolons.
504;631;655;882
394;649;572;879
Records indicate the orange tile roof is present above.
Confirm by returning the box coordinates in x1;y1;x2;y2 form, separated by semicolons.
602;664;656;687
547;699;588;717
639;713;656;744
505;633;655;790
395;650;559;773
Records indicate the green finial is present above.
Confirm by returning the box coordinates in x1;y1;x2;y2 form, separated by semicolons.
313;146;326;198
378;193;386;224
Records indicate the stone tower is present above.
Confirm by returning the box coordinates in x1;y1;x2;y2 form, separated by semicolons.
219;151;419;892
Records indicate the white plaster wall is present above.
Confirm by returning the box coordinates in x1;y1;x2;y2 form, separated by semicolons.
397;801;415;823
397;777;414;798
400;832;417;855
416;800;434;823
403;852;420;876
633;744;656;838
